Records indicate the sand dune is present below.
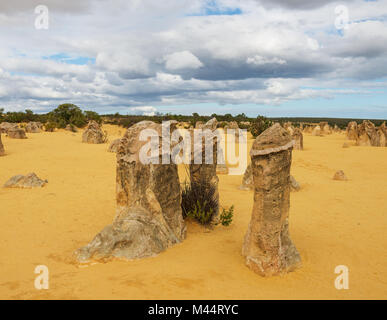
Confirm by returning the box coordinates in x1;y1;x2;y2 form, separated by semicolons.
0;125;386;299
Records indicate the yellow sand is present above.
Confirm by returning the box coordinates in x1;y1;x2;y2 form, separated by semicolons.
0;125;386;300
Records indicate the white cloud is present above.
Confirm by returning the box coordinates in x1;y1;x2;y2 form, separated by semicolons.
164;51;203;70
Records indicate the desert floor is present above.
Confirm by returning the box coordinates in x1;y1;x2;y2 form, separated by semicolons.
0;125;386;299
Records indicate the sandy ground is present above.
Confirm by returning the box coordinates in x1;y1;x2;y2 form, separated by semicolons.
0;124;386;300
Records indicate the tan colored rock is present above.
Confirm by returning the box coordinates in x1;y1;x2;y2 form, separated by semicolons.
4;173;47;188
346;121;358;140
292;128;303;150
283;122;294;136
108;138;121;153
342;142;350;148
239;163;253;190
312;125;322;136
356;120;378;146
7;127;27;139
333;170;347;181
195;121;204;129
189;117;219;221
75;121;186;263
25;122;41;133
0;133;5;156
290;175;300;191
65;124;78;132
377;128;386;147
82;120;106;144
216;163;228;175
242;123;301;277
225;121;241;138
0;122;19;134
322;124;332;135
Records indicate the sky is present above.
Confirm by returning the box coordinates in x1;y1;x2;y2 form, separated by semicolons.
0;0;387;118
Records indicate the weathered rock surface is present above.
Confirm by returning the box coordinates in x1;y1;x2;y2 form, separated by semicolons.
25;122;41;133
290;175;300;191
4;173;47;188
239;163;253;190
356;120;378;146
312;125;322;136
82;120;106;144
0;122;19;134
65;124;78;132
283;122;294;136
292;128;303;150
242;123;301;277
224;121;241;138
7;128;27;139
333;170;348;181
216;163;228;175
346;121;358;140
75;121;186;263
108;138;121;153
189;118;220;221
0;133;5;156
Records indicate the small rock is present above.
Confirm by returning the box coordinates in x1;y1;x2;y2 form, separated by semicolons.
7;128;27;139
290;175;300;191
4;173;48;188
107;138;121;153
333;170;347;181
342;142;350;148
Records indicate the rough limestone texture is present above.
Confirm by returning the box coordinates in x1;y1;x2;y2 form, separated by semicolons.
283;122;294;136
0;133;5;156
25;122;41;133
4;173;47;188
242;123;301;277
292;128;303;150
7;128;27;139
82;120;106;144
108;138;121;153
312;125;321;136
224;121;241;138
377;125;386;147
75;121;186;263
356;120;379;146
290;175;300;191
189;117;220;221
216;163;228;175
239;163;253;191
333;170;348;181
0;122;19;134
346;121;358;140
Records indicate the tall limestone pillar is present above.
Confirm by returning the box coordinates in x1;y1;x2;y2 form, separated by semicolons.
242;123;301;276
0;133;5;156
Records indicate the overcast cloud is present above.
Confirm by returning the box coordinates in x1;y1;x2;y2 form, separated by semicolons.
0;0;386;117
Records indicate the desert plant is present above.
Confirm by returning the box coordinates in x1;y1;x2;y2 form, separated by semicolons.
219;205;234;226
181;176;218;225
250;116;273;138
44;122;57;132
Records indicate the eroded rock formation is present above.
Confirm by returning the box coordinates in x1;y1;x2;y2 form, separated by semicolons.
239;163;253;191
333;170;347;181
242;123;301;277
292;128;303;150
7;128;27;139
108;138;121;153
0;133;5;156
25;122;41;133
356;120;378;146
0;122;19;134
346;121;358;140
82;120;106;144
312;125;321;136
189;117;220;221
4;173;47;188
75;121;186;263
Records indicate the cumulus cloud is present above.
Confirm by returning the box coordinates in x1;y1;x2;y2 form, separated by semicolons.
0;0;386;116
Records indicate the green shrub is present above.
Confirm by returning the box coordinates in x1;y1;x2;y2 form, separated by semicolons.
219;205;234;226
181;177;218;225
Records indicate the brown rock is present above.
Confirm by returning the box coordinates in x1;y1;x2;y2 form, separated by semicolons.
65;124;78;132
333;170;347;181
239;163;253;190
0;133;5;156
346;121;358;140
356;120;378;146
7;128;27;139
224;121;241;138
312;125;322;136
25;122;41;133
82;121;106;144
290;175;300;191
292;128;303;150
75;121;186;263
0;122;19;134
108;138;121;153
189;118;220;221
242;123;301;277
4;173;47;188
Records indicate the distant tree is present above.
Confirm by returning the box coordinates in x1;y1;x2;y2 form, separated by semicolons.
48;104;87;128
250;115;273;138
84;110;102;124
